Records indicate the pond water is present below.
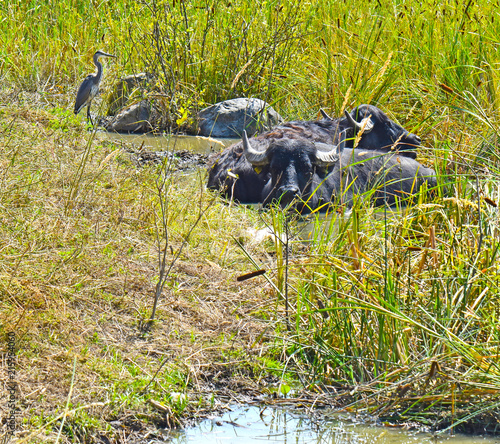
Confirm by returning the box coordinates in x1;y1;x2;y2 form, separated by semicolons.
297;206;405;243
167;405;498;444
98;131;238;154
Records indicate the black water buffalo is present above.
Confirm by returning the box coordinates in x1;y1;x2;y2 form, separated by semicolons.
207;105;422;203
239;130;437;213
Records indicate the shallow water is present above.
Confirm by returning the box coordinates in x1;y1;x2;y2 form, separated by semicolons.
168;405;498;444
98;131;238;154
297;206;406;243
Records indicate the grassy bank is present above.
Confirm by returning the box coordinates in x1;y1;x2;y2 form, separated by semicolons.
1;0;500;442
0;96;284;442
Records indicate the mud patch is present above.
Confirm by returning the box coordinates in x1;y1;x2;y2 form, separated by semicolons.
131;149;209;169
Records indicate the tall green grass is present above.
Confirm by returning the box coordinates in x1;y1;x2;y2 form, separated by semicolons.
3;0;500;122
271;181;500;431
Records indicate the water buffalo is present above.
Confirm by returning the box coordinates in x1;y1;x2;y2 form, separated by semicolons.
240;130;437;213
207;105;422;203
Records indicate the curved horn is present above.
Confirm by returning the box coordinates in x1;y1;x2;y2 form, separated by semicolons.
314;129;348;166
344;109;374;133
319;108;333;120
314;139;346;167
359;116;374;132
242;130;269;166
344;109;361;130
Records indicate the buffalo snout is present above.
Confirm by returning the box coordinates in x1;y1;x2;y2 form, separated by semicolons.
403;132;421;147
263;185;299;208
278;186;299;206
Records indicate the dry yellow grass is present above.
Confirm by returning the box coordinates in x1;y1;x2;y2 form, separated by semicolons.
0;92;287;442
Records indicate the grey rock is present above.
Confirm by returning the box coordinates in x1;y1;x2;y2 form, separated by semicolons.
197;98;282;138
105;100;152;133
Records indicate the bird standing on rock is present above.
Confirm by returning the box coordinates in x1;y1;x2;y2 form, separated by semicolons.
74;50;116;125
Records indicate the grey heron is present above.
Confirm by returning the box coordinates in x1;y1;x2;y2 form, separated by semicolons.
74;50;116;125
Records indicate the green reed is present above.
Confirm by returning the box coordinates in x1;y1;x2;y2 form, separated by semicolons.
278;170;500;429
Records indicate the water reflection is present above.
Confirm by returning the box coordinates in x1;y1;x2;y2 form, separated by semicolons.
169;405;498;444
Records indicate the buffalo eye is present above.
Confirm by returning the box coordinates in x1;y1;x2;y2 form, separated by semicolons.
298;158;314;174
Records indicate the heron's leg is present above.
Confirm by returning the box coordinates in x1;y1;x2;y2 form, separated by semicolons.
87;104;94;126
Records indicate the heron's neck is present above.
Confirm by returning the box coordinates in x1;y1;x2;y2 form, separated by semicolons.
93;55;103;78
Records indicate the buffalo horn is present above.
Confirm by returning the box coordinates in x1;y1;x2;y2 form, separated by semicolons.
314;136;346;166
242;130;269;166
344;109;374;133
319;108;333;120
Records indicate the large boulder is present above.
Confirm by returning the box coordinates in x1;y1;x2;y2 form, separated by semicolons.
197;98;282;138
104;100;152;133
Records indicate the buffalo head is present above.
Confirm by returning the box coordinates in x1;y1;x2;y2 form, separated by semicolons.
343;104;421;154
243;130;346;209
